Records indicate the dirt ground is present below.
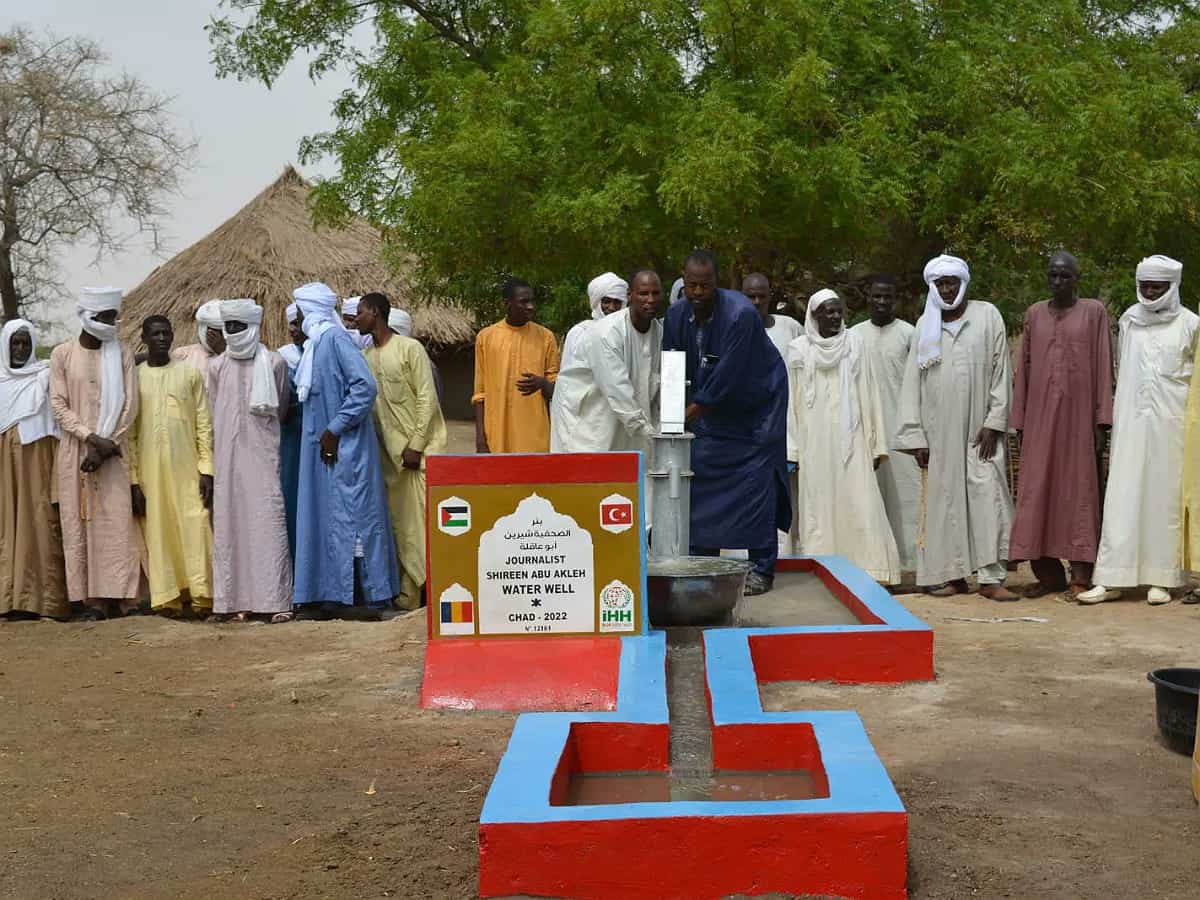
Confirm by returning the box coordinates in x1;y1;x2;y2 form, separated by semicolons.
3;580;1200;899
2;421;1198;898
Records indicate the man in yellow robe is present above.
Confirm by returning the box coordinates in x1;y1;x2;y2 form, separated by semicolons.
472;277;559;452
130;316;214;613
356;294;448;609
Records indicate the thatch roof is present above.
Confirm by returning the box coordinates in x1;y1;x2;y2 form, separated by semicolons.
120;166;475;349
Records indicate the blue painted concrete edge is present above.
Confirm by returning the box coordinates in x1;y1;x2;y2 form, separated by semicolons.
481;628;905;824
793;554;931;633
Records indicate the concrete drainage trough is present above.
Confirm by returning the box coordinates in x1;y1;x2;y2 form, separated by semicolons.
476;556;934;899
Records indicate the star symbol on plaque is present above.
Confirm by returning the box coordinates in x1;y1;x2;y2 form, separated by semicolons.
531;598;542;608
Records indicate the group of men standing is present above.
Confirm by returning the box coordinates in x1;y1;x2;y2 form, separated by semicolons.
6;247;1200;619
0;284;444;621
474;253;791;595
782;249;1200;605
472;246;1200;604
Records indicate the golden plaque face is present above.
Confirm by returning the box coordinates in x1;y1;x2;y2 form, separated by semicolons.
428;482;644;639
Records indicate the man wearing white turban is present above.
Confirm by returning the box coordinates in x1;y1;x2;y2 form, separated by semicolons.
1083;255;1198;605
1;319;67;619
208;300;294;621
341;295;374;350
292;282;399;618
786;290;900;584
49;286;142;618
388;306;445;407
894;255;1017;600
668;278;686;306
550;272;629;452
172;300;226;381
388;307;413;337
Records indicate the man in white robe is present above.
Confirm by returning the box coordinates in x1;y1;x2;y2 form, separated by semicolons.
549;272;628;452
589;269;664;520
1080;255;1198;605
744;272;802;552
787;290;899;583
851;273;920;575
894;255;1017;600
744;273;802;360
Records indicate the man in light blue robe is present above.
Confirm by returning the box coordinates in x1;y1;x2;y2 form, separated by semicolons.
291;283;399;618
662;250;791;595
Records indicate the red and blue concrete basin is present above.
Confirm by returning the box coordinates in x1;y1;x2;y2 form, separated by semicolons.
475;555;933;899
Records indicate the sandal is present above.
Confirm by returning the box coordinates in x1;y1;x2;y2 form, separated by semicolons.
79;607;107;621
231;612;249;623
270;611;295;624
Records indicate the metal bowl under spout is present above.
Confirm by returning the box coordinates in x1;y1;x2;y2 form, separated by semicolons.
646;556;751;627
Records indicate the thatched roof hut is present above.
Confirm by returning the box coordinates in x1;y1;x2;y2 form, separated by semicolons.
120;166;475;350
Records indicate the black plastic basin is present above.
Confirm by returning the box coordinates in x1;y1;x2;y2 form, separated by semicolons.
1146;668;1200;755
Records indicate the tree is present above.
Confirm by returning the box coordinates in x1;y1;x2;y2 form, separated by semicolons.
209;1;1200;331
0;27;194;322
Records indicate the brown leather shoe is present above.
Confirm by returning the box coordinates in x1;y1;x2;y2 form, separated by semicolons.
926;579;969;597
979;584;1020;602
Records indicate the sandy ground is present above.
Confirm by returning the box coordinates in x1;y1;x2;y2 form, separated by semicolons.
3;424;1199;897
3;581;1200;899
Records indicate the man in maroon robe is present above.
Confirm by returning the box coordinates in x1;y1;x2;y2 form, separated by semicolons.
1010;251;1114;596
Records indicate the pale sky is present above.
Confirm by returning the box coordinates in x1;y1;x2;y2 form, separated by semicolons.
7;2;355;336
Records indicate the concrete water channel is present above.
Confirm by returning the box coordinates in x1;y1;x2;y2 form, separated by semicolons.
560;571;857;806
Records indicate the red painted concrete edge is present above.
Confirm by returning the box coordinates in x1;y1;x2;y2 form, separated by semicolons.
478;812;908;900
749;629;935;684
567;721;671;773
711;722;830;794
428;452;639;486
420;637;622;711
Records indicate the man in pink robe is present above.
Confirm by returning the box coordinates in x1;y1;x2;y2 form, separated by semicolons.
49;287;143;618
208;299;294;622
1010;251;1114;595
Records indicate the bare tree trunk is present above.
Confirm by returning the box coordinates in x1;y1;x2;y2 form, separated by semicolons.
0;244;18;322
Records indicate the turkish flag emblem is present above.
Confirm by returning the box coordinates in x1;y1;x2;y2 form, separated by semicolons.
599;493;634;534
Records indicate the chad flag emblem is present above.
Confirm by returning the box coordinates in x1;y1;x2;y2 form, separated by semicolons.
438;583;476;636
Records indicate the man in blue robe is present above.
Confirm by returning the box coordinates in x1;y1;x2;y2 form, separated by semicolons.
277;303;305;560
662;250;791;595
291;282;399;619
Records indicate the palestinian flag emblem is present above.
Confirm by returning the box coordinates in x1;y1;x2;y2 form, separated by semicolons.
437;496;472;536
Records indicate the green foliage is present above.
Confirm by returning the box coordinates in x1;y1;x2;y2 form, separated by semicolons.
209;0;1200;332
